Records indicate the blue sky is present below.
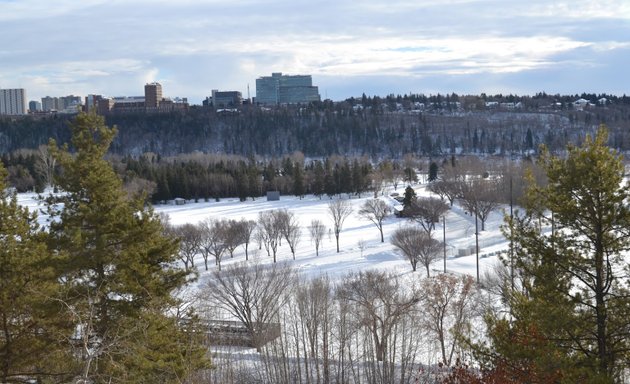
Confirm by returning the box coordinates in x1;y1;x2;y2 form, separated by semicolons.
1;0;629;104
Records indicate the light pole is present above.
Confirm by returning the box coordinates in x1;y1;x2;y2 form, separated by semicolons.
443;215;447;273
475;211;479;284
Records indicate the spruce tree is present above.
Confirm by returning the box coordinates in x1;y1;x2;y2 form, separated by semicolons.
0;163;71;382
293;162;305;198
46;112;208;382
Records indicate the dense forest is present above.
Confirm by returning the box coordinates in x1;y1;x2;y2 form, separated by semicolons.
3;93;630;201
3;93;630;159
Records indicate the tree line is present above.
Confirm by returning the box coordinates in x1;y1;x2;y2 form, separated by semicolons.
3;96;630;158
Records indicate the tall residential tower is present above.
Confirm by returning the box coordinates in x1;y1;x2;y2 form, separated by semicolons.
144;82;163;108
0;88;27;115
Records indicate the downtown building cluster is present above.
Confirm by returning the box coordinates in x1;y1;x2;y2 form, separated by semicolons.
0;72;320;116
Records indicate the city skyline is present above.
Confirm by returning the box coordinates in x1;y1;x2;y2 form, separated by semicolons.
1;0;629;104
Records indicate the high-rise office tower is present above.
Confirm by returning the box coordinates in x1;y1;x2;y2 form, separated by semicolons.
255;73;320;105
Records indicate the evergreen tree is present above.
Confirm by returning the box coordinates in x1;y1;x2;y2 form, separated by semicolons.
428;161;438;182
482;126;630;382
46;112;208;382
293;162;305;198
312;161;325;199
0;163;71;382
402;185;416;211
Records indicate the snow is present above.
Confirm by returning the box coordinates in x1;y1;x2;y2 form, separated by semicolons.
156;183;511;286
16;183;512;285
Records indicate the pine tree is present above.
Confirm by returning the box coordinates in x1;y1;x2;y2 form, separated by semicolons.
293;162;305;198
428;161;438;182
46;112;208;382
402;185;416;211
0;163;72;382
312;161;325;199
482;126;630;382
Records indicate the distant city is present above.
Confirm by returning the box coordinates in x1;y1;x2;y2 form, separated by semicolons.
0;72;321;116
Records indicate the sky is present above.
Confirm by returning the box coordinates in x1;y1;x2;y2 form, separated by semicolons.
2;0;630;104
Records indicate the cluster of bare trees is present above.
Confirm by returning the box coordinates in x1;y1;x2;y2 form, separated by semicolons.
166;218;257;271
166;199;368;270
197;262;482;384
391;158;508;274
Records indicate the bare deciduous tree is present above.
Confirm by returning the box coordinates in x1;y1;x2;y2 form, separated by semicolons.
404;197;449;236
337;271;420;383
202;261;296;351
421;274;479;366
277;209;301;260
327;199;353;253
427;179;462;207
240;219;257;261
358;198;391;242
459;180;501;231
391;226;443;275
295;276;334;384
173;223;203;271
308;219;326;256
258;210;283;262
370;170;385;198
223;219;245;259
35;144;56;188
199;218;227;271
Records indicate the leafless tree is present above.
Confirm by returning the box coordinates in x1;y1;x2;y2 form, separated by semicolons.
308;219;326;256
404;197;449;236
420;274;479;366
337;271;420;383
240;219;258;261
277;209;301;260
201;261;296;352
199;218;227;271
35;144;56;188
426;179;462;206
459;179;501;231
358;198;391;242
357;239;367;257
391;226;443;276
223;219;245;259
327;199;353;253
294;276;334;384
173;223;203;271
370;169;385;198
258;210;283;262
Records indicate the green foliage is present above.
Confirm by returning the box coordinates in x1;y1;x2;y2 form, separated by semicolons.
0;162;72;382
402;185;416;209
482;126;630;382
46;112;208;382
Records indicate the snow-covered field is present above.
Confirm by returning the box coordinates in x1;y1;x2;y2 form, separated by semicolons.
17;183;511;286
157;183;509;286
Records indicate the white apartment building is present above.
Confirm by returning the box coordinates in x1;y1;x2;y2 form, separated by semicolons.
0;88;27;115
